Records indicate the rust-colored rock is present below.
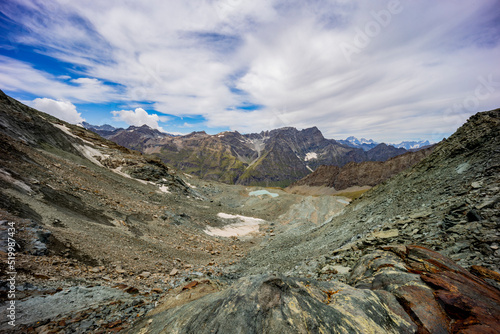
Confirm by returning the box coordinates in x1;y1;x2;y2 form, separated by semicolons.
470;265;500;282
182;280;199;290
350;245;500;334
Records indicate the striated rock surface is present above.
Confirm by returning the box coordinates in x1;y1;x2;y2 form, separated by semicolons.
131;245;500;334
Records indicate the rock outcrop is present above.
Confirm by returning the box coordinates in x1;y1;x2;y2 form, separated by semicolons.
350;245;500;334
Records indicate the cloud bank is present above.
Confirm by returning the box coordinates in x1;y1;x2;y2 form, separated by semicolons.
31;98;84;124
1;0;499;142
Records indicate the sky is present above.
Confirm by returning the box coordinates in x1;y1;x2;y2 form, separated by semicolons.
1;0;499;143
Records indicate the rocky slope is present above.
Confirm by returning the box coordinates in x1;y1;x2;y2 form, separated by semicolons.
90;125;408;187
287;145;434;194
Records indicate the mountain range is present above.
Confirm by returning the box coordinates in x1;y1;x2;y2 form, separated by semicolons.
84;124;415;187
339;136;431;151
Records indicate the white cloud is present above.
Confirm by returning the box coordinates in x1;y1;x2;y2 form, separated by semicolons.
111;108;167;131
31;98;84;124
1;0;500;141
0;56;119;103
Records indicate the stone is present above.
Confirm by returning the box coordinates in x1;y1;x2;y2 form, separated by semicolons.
470;265;500;282
115;268;127;274
124;286;139;294
320;265;338;274
182;281;199;290
371;229;399;239
331;265;351;275
466;209;482;222
471;181;482;188
169;268;179;276
139;271;151;279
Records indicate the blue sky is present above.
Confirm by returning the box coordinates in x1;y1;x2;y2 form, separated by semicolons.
1;0;499;142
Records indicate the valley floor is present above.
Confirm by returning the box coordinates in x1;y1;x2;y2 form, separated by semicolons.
0;171;350;332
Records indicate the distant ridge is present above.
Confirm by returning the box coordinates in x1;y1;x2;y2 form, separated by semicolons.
339;136;432;151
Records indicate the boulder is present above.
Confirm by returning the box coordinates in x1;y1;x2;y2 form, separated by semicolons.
131;274;416;333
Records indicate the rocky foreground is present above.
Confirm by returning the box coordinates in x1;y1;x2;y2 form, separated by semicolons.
0;90;499;333
131;246;500;333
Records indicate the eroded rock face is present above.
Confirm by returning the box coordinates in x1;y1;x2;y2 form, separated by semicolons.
131;274;417;334
349;245;500;334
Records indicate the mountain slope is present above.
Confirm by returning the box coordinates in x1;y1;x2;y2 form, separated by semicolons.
338;136;379;151
0;89;228;276
393;139;431;150
340;136;432;151
288;145;435;193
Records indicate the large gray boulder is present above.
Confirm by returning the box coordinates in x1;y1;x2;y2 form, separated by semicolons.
130;274;416;334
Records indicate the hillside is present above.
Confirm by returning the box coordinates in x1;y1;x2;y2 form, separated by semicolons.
89;125;408;187
287;145;435;195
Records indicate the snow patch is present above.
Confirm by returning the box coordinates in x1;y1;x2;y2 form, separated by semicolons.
112;167;153;185
112;166;132;179
205;213;265;237
158;185;171;193
304;152;317;161
74;144;106;167
52;123;94;145
185;181;197;189
336;198;350;205
306;165;314;172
